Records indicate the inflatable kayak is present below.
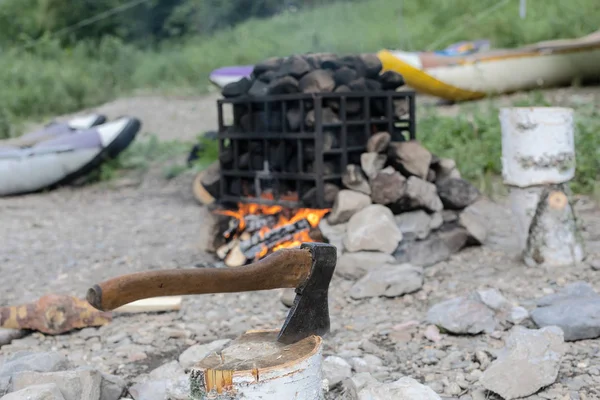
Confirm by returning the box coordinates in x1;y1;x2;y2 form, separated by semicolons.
208;30;600;102
378;30;600;101
0;114;107;149
0;116;141;196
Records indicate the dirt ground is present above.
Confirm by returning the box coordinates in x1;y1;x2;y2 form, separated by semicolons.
2;88;600;398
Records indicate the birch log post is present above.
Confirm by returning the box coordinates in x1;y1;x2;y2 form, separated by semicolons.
500;107;584;266
189;330;325;400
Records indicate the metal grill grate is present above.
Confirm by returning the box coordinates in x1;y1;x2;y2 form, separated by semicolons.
217;90;416;208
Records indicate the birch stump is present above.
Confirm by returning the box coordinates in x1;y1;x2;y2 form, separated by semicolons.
189;330;325;400
500;107;584;266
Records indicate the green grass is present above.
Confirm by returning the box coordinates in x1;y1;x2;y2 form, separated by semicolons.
1;0;600;194
2;0;599;128
418;91;600;198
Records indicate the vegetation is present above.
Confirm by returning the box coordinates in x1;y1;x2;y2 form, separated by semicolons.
0;0;599;195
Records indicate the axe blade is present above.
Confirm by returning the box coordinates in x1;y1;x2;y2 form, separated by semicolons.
277;242;337;345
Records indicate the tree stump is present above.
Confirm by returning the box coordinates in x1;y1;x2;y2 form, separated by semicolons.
189;330;324;400
500;107;584;265
523;186;584;267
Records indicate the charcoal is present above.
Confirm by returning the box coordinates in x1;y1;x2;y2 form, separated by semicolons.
253;57;283;77
248;79;269;97
222;77;252;98
360;53;383;78
333;67;358;87
348;78;369;92
379;70;405;90
299;70;335;93
258;69;277;83
275;55;312;79
267;76;300;95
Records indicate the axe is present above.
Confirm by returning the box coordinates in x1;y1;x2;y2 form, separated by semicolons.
86;242;336;345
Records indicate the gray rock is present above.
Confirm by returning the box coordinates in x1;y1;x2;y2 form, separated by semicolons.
395;210;433;240
350;264;423;299
12;369;102;400
0;376;10;397
98;372;126;400
129;380;167;400
388;141;432;180
393;227;469;267
342;164;371;195
0;329;27;348
149;361;185;381
475;288;511;311
335;251;396;280
427;296;497;334
280;288;296;307
404;177;443;212
322;356;352;388
327;190;372;225
535;281;597;306
318;219;345;258
1;383;66;400
164;375;189;400
178;339;232;369
434;158;461;182
508;306;530;325
531;296;600;341
370;167;406;205
367;132;391;153
341;372;379;397
0;352;71;379
429;212;443;230
343;205;403;254
459;209;487;244
361;152;387;180
480;326;565;400
358;376;443;400
436;178;480;210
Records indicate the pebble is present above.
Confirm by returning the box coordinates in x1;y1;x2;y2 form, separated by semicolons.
424;325;443;343
426;296;497;334
480;326;565;400
349;263;424;299
322;356;352;388
530;283;600;341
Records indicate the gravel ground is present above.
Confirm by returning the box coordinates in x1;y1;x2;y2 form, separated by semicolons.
2;91;600;399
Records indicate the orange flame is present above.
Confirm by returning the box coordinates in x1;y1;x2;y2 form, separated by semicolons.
216;193;330;259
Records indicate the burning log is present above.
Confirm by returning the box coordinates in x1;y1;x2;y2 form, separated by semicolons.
241;219;311;261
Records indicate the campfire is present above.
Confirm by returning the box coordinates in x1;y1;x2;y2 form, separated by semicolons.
213;194;330;267
199;52;483;270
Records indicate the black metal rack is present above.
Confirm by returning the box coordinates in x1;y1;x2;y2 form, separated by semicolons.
217;90;416;209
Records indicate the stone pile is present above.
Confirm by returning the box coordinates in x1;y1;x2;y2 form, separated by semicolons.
319;134;484;298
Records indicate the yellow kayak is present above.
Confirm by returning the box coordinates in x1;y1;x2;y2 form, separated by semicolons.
378;30;600;101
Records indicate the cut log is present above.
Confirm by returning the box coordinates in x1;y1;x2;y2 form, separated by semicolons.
189;330;324;400
193;161;221;206
225;242;248;267
500;107;583;266
500;107;575;188
523;185;585;267
113;296;183;314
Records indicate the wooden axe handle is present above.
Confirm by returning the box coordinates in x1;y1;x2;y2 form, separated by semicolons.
87;248;312;311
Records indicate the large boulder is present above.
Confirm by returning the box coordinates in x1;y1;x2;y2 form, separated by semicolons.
343;204;403;254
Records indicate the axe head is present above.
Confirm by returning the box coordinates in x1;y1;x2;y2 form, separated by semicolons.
277;242;337;345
